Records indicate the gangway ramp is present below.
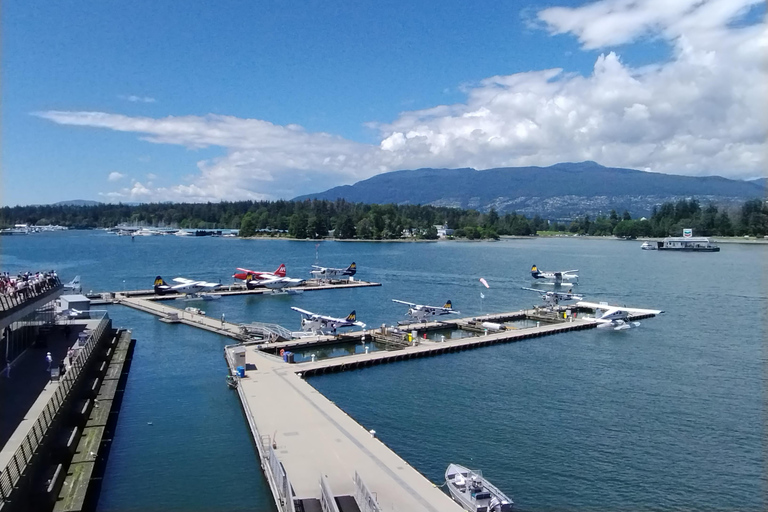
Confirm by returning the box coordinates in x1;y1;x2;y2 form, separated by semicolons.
241;322;293;342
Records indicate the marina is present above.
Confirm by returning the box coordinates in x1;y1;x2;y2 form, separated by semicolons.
0;233;763;512
65;271;663;510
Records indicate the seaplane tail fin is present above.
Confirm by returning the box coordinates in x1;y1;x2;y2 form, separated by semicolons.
346;262;357;275
531;265;540;278
444;300;452;309
345;310;357;322
275;264;286;277
154;276;169;294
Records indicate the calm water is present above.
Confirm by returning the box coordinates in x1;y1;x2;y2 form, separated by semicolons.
1;231;765;511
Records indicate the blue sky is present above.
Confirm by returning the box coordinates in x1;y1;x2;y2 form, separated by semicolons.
2;0;765;205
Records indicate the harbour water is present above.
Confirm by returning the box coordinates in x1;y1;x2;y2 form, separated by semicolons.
1;231;765;511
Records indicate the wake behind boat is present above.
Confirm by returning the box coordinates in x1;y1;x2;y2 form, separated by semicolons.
446;463;513;512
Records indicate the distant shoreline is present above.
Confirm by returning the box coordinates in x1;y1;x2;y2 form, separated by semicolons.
235;234;768;245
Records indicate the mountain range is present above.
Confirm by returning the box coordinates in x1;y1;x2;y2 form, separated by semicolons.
295;162;766;219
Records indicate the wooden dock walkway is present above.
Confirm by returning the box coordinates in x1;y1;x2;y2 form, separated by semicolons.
293;318;595;376
88;279;381;305
225;345;465;512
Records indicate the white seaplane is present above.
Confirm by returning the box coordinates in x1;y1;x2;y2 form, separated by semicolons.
530;265;579;285
310;262;356;280
522;286;583;309
63;275;82;293
290;307;366;335
244;273;304;290
153;276;222;298
575;301;664;330
392;299;460;323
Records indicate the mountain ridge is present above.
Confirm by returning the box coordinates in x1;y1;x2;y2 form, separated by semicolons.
294;162;765;218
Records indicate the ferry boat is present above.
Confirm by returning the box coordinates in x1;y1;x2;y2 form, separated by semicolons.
445;463;513;512
652;236;720;252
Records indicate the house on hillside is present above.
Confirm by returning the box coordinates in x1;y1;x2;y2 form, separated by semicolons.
434;224;454;238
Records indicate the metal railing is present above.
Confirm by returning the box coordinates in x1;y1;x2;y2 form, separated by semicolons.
268;445;296;512
354;471;382;512
0;276;62;314
319;474;341;512
0;315;110;501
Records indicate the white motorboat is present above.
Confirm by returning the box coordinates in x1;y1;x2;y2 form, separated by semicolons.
641;241;657;250
446;463;513;512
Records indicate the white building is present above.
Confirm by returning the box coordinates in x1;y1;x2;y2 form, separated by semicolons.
434;224;454;238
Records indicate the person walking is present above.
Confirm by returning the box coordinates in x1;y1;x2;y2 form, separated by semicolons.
45;352;53;371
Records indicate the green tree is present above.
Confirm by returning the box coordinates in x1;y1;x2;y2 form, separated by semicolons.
239;212;257;237
288;212;308;239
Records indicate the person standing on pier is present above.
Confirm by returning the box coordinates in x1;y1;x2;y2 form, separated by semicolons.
221;313;225;326
45;351;53;371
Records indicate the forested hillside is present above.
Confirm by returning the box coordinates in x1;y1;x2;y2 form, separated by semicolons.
2;197;766;239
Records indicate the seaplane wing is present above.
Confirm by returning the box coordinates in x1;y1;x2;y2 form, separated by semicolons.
392;299;418;307
172;277;197;285
575;301;663;316
290;306;317;317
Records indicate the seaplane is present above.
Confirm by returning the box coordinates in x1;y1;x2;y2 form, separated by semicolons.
392;299;460;323
63;276;82;293
530;265;579;285
576;301;664;331
290;307;366;335
244;273;304;291
233;264;287;282
310;262;356;280
522;286;583;309
153;276;222;298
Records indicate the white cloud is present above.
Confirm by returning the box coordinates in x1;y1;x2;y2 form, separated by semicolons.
107;171;125;182
119;95;156;103
38;0;766;202
537;0;762;49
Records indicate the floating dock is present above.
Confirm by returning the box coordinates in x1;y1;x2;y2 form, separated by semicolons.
225;345;465;512
100;282;662;512
88;279;381;305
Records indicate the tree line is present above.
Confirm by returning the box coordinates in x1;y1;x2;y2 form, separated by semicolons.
562;199;768;238
1;198;765;239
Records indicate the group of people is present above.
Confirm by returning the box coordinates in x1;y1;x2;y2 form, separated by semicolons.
1;270;60;302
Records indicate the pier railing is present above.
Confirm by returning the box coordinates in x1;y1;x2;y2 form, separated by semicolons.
319;475;341;512
0;314;110;502
268;445;296;512
354;471;382;512
0;275;62;314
